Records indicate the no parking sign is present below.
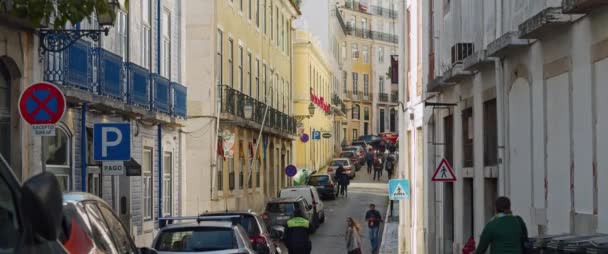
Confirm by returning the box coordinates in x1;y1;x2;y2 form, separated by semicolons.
18;82;66;136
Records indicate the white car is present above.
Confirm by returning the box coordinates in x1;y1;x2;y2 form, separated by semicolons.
278;186;326;224
152;220;256;253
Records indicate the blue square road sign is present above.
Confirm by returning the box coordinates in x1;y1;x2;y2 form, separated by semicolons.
94;123;131;161
388;179;410;200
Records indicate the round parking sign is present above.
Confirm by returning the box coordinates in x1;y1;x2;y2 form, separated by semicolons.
285;165;297;177
18;82;66;125
300;133;309;143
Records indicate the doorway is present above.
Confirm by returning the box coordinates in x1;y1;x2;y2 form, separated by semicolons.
389;109;396;132
443;182;454;254
463;178;474;240
380;109;385;132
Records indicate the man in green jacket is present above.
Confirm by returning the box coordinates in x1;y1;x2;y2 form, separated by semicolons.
475;197;528;254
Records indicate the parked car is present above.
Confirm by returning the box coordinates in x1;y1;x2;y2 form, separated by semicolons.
278;186;325;225
351;140;368;150
263;196;316;233
340;150;364;169
327;158;356;179
343;146;367;162
197;212;286;254
306;174;338;200
0;153;70;254
61;192;157;254
153;220;257;253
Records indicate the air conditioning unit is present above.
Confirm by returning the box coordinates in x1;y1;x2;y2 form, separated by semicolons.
451;43;474;65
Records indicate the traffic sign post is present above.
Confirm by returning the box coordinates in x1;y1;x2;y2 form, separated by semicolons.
93;123;131;162
432;158;456;182
388;179;410;200
285;164;298;177
19;82;67;172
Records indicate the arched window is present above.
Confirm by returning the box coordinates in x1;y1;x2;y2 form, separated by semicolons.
0;63;10;163
44;126;72;191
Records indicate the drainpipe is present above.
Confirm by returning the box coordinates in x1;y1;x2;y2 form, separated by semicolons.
158;124;163;220
494;0;507;196
81;103;88;192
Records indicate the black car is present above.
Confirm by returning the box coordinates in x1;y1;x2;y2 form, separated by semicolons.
306;174;337;200
263;197;316;233
198;212;286;254
0;153;68;253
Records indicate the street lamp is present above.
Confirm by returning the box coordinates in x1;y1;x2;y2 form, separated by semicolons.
244;101;253;120
295;102;316;122
38;0;120;54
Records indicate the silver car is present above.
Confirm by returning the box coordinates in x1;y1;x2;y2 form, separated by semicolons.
152;220;256;254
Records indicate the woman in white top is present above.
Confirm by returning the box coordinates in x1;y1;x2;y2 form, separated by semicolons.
345;217;362;254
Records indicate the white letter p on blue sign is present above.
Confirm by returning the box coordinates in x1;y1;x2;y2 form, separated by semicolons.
94;123;131;161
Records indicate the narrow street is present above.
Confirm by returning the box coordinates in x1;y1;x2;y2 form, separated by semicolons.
310;166;389;254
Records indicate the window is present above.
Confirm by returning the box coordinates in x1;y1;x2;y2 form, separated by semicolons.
281;15;285;51
247;0;253;21
364;107;369;120
163;152;172;216
154;228;238;252
256;0;260;27
161;10;171;78
341;42;347;63
351;43;358;61
343;71;347;93
0;162;19;252
238;45;243;91
228;39;234;87
142;0;151;69
217;154;223;191
379;77;385;93
462;108;473;167
444;115;454;166
248;53;252;96
44;127;71;191
263;64;267;102
263;0;267;33
352;104;360;119
378;47;384;63
256;159;261;188
363;74;369;96
97;204;138;253
352;72;359;94
363;46;369;64
143;147;153;220
270;3;273;39
240;0;243;12
115;11;127;57
444;0;451;14
484;99;498;166
275;7;279;46
239;157;244;189
352;129;359;140
216;30;223;85
255;59;260;99
228;159;235;191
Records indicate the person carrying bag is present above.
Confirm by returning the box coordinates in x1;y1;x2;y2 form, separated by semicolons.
345;217;362;254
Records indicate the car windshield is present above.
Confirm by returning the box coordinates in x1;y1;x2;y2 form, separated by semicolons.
266;203;296;214
340;152;355;157
199;215;260;237
280;189;313;203
308;176;330;186
155;227;236;252
330;160;348;166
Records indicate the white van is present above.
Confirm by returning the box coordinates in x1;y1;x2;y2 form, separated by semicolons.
278;186;326;225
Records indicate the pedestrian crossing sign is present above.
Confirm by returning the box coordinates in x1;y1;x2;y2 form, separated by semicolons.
388;179;410;200
432;158;457;182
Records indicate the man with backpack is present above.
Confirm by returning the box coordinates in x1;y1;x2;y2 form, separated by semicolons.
365;149;374;175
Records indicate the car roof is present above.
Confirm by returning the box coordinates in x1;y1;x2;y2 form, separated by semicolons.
63;192;109;205
201;211;259;217
160;220;235;230
333;158;351;162
282;186;312;190
268;196;303;203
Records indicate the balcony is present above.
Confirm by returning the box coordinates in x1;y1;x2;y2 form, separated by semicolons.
379;93;389;102
344;1;397;19
562;0;608;14
43;40;187;122
344;24;399;44
518;7;582;39
391;93;399;103
219;85;296;138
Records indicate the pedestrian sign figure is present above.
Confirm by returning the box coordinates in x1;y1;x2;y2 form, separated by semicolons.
432;158;456;182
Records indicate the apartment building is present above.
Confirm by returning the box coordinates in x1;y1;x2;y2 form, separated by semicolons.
183;0;300;216
336;0;399;143
408;0;608;253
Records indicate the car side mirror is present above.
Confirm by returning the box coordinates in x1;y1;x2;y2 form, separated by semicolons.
21;172;63;241
139;247;158;254
270;226;285;240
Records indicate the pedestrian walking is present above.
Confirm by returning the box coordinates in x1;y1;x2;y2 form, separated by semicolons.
365;149;374;175
345;217;363;254
365;204;383;254
373;153;383;181
385;154;395;179
339;168;351;197
284;209;312;254
336;165;346;197
474;196;530;254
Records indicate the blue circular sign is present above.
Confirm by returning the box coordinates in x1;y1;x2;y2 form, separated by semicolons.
285;165;298;177
300;133;309;143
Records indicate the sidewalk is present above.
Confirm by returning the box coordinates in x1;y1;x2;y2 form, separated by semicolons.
379;198;400;253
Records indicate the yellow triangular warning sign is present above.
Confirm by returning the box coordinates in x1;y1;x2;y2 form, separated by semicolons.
432;158;456;182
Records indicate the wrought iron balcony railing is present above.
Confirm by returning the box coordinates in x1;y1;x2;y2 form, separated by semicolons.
391;92;399;103
219;85;296;136
379;93;389;102
344;1;397;19
344;24;398;44
43;40;187;118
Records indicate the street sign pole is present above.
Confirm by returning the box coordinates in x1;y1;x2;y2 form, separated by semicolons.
41;136;46;172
